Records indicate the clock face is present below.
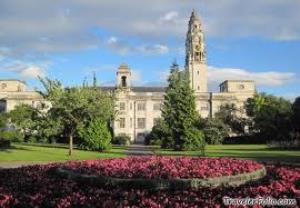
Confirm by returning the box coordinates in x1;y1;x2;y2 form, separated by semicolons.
195;45;200;52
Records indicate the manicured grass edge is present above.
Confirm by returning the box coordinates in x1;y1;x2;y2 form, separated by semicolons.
55;166;266;190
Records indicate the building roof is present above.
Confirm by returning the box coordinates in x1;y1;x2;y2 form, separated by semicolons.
219;80;255;86
99;86;166;92
0;79;26;84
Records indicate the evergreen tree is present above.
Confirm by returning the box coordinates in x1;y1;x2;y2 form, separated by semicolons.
161;61;205;152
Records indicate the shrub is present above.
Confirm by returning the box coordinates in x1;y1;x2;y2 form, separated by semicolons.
145;119;168;146
112;134;131;146
78;119;112;151
178;127;205;153
0;138;10;148
0;130;23;142
223;134;266;144
202;118;230;144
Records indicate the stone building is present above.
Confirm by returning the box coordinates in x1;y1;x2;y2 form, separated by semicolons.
0;79;44;113
103;10;255;142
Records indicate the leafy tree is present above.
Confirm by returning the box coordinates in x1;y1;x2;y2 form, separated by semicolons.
40;77;115;155
78;118;112;151
145;119;171;147
201;118;230;144
245;93;293;142
215;103;246;135
292;97;300;133
161;62;205;152
6;104;39;141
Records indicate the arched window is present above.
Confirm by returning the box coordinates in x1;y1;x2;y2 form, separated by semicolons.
121;76;127;87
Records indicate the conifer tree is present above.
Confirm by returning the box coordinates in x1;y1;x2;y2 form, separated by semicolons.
161;61;205;152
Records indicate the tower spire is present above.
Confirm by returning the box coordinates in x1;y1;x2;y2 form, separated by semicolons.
185;9;207;93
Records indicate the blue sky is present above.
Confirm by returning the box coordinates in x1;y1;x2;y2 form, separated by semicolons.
0;0;299;100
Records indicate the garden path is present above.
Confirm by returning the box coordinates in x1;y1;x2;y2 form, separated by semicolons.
125;144;154;156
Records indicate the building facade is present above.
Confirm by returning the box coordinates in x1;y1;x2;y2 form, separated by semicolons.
0;79;44;113
106;10;255;142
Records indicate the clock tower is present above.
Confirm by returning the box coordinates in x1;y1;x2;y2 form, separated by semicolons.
185;10;208;93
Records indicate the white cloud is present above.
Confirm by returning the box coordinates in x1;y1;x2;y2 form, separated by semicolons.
19;66;45;78
157;65;296;90
0;0;298;57
131;70;141;83
159;11;179;24
207;66;296;87
1;60;47;79
106;36;169;55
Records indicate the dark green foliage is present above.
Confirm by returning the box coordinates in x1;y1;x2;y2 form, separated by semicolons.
112;134;131;146
201;118;230;144
292;97;300;133
5;104;40;141
160;62;205;152
179;127;205;152
0;130;23;142
215;103;246;135
246;93;293;143
79;119;112;151
0;138;10;148
145;119;170;147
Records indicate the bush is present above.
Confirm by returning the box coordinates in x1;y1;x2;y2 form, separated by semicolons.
179;127;205;153
0;130;23;142
78;119;112;151
145;119;168;146
0;138;11;148
202;118;229;144
267;139;300;150
223;134;266;144
112;134;131;146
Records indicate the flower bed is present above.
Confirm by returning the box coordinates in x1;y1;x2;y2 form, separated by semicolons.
62;157;264;179
0;162;299;207
56;157;266;189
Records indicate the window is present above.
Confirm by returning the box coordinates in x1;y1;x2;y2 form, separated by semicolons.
130;118;133;128
1;83;7;90
121;76;127;87
238;84;245;90
120;102;125;111
137;118;146;129
197;71;200;75
153;102;161;110
137;102;146;111
119;118;125;128
153;118;160;126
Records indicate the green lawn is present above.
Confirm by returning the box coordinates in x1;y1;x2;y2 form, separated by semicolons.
154;144;300;163
0;143;126;163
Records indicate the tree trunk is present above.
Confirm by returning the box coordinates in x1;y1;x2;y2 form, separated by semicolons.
69;134;73;156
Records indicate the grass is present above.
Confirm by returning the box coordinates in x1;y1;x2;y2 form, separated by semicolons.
0;143;126;163
154;144;300;163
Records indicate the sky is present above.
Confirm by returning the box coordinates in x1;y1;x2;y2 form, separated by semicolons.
0;0;299;100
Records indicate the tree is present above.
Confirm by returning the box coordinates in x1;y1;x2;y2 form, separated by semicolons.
161;62;205;152
6;104;39;141
145;119;171;147
215;103;246;135
201;118;230;144
292;97;300;133
40;77;115;155
245;93;293;142
78;118;112;151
